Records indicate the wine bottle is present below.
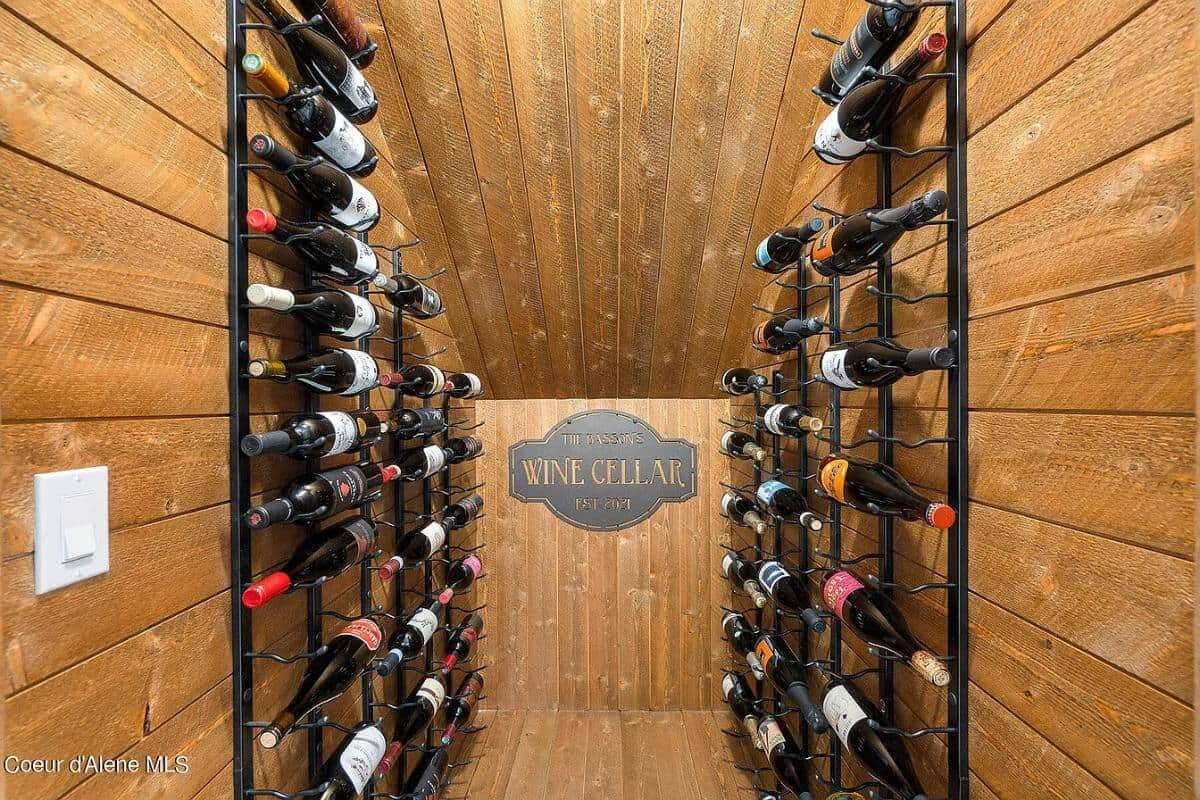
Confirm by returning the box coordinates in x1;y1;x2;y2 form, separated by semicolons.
440;671;484;744
376;603;442;676
242;516;376;608
441;613;484;674
721;491;767;535
445;372;484;399
720;367;769;395
244;462;400;530
753;219;824;273
247;347;380;396
389;407;445;439
823;570;949;686
241;410;386;458
258;618;382;748
399;747;448;800
722;672;765;744
761;404;824;438
720;431;766;463
722;552;768;608
819;453;955;529
757;560;826;632
246;283;378;341
249;0;377;123
378;364;447;398
815;34;947;164
438;556;482;604
816;0;923;102
753;634;829;732
246;208;379;284
392;443;449;482
374;677;446;780
721;611;765;681
249;133;379;231
378;520;446;580
442;493;484;531
823;677;929;799
294;0;376;66
753;316;825;354
312;722;387;800
811;190;948;276
757;716;811;797
372;273;444;319
819;336;954;391
242;53;377;176
756;480;823;531
445;435;483;464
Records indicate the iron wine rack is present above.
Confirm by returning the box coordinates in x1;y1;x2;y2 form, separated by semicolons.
717;0;968;797
227;1;489;796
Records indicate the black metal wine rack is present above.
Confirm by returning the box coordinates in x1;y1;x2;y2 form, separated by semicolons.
226;0;489;796
719;0;969;797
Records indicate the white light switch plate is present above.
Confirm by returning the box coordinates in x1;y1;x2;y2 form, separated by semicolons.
34;466;109;595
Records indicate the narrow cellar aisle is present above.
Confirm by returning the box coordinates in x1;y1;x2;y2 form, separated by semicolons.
452;711;753;799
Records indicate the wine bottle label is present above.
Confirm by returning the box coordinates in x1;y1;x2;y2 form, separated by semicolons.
336;292;377;339
755;480;787;508
414;286;443;316
811;226;836;264
339;725;387;793
757;718;785;753
339;349;379;395
317;411;359;455
343;516;376;558
820;348;859;389
822;570;865;618
762;404;785;435
352;238;377;276
422;444;447;477
323;464;372;510
331;178;379;229
830;17;877;93
819;458;851;503
721;673;737;699
456;494;484;520
314;109;368;169
822;685;868;746
757;561;788;594
719;430;736;453
721;552;735;577
720;491;738;518
338;63;376;110
814;108;863;162
409;608;439;645
753;638;777;669
754;236;772;268
459;372;482;397
420;521;447;552
418;677;447;710
338;618;383;650
745;652;765;680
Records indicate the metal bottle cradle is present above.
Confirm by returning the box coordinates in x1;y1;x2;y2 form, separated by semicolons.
226;0;488;795
721;0;969;797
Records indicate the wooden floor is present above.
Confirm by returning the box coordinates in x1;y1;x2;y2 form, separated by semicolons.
449;710;754;800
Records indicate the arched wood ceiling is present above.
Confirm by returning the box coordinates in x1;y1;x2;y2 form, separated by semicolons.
372;0;852;398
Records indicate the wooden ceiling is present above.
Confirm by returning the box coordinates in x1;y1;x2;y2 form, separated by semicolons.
372;0;849;398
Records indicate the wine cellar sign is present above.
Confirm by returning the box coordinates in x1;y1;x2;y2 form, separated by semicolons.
508;410;697;531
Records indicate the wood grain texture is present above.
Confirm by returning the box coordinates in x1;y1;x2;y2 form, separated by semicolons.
455;710;749;798
477;399;731;710
561;0;623;397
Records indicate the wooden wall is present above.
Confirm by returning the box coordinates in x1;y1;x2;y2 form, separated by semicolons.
0;1;470;797
736;0;1195;798
475;399;734;711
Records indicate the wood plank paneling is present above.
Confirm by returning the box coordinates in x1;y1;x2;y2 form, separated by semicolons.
477;399;730;710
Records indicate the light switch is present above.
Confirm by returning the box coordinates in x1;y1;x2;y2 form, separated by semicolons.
34;466;109;595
